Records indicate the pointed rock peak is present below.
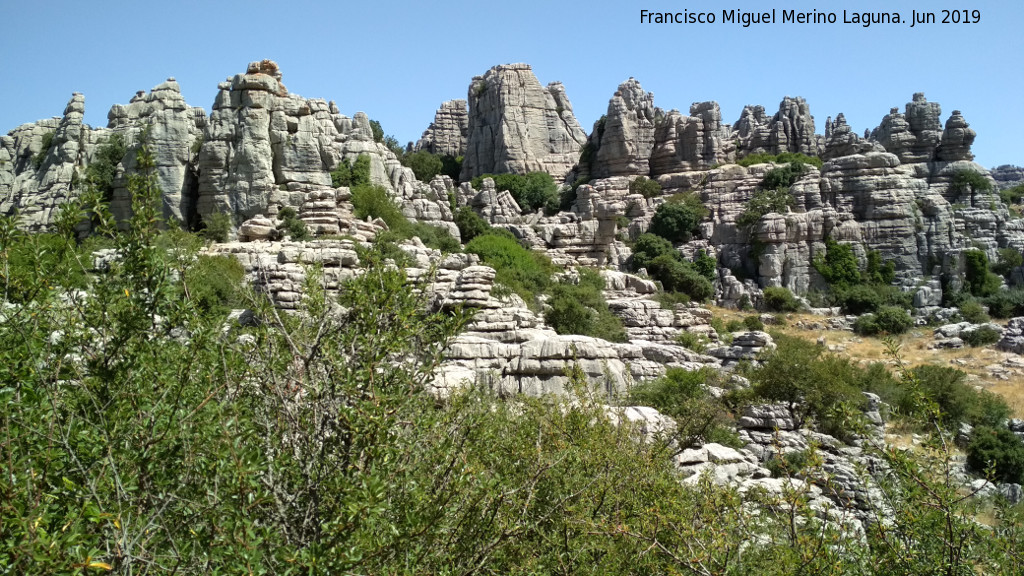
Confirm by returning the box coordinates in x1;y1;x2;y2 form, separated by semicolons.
63;93;85;117
938;109;976;162
416;99;469;157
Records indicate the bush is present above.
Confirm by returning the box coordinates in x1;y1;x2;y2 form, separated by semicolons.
999;184;1024;206
992;247;1023;279
864;249;896;284
676;331;710;353
983;288;1024;319
647;254;714;301
200;212;233;243
465;231;556;303
440;155;462;181
85;133;127;200
761;162;807;190
402;150;444;182
331;154;371;188
762;286;802;312
853;306;913;336
833;284;912;315
31;130;55;169
470;172;558;212
649;192;707;243
959;299;990;324
951;169;993;195
962;325;1002;347
901;365;1011;429
352;184;406;229
693;249;717;281
965;250;1002;298
813;238;861;288
736;152;823;169
743;315;765;331
736;188;795;228
407;221;461;253
967;426;1024;484
184;254;246;315
629;176;662;198
627;367;736;448
544;269;626;342
454;206;491;243
630;233;676;271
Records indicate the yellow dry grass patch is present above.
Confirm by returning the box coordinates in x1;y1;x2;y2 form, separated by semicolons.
705;306;1024;418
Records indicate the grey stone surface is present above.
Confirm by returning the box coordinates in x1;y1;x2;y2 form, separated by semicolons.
586;78;658;179
415;100;468;157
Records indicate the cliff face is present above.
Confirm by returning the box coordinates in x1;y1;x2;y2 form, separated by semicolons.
3;62;1022;305
460;64;587;182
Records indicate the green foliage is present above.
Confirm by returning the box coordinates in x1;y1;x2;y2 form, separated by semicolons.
402;149;444;182
630;233;676;271
864;249;897;284
454;206;491;243
736;151;823;169
352;183;406;229
277;206;310;240
958;299;990;324
407;221;461;252
331;153;372;188
983;288;1024;319
833;283;912;315
965;249;1002;297
471;172;559;212
647;254;714;301
199;211;233;243
693;249;717;281
999;183;1024;206
992;247;1023;279
765;449;815;478
951;168;993;195
184;254;246;314
629;176;662;198
627;367;738;448
369;118;384;142
736;188;796;228
743;315;765;331
31;130;55;169
967;426;1024;484
544;268;627;342
962;325;1001;347
649;192;707;242
0;229;89;304
761;161;807;190
465;231;556;303
813;237;861;288
896;365;1011;429
762;286;802;312
440;154;462;181
853;306;914;336
84;133;127;200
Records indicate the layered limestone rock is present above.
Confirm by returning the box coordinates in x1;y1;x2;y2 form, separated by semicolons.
105;78;206;225
937;110;976;162
415;100;468;157
587;79;658;178
0;94;90;230
735;97;823;157
870;93;943;164
991;165;1024;190
460;64;587;182
649;102;735;176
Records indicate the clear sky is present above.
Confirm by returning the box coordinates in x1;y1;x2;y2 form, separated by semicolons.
2;0;1021;167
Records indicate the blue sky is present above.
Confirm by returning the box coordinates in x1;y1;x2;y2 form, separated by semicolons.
2;0;1021;167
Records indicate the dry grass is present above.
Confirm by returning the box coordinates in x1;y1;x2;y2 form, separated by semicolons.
705;305;1024;418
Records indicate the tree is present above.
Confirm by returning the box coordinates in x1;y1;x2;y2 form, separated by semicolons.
649;192;707;242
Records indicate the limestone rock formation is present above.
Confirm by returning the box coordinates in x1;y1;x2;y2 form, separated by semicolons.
650;102;735;176
587;78;658;178
415;100;468;157
735;97;822;157
460;64;587;182
870;93;944;164
937;110;976;162
991;165;1024;190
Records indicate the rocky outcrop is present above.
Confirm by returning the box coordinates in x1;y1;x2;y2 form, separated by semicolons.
998;318;1024;355
735;97;822;158
587;79;658;178
460;64;587;182
415;100;468;157
937;110;976;162
991;165;1024;190
649;102;735;176
869;93;944;164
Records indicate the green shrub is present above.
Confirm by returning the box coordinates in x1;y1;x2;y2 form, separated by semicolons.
649;192;707;243
999;184;1024;206
352;184;406;229
693;249;717;281
331;154;371;188
853;306;913;336
676;331;710;353
631;233;676;271
627;367;736;448
465;231;556;303
736;188;796;228
454;206;490;243
762;286;802;312
951;169;993;195
864;249;896;284
983;288;1024;319
85;133;127;200
833;284;912;315
402;150;444;182
992;247;1023;279
813;238;861;288
629;176;662;198
736;152;823;169
962;325;1002;347
544;269;626;342
765;449;816;478
407;222;461;253
900;365;1011;429
959;300;990;324
470;172;558;212
31;130;55;169
647;254;714;301
761;162;807;190
184;254;246;315
743;315;765;331
725;319;744;332
200;212;233;243
965;250;1002;298
967;426;1024;484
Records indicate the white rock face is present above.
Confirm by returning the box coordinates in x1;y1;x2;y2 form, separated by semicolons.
460;64;587;182
415;100;468;157
588;78;658;179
